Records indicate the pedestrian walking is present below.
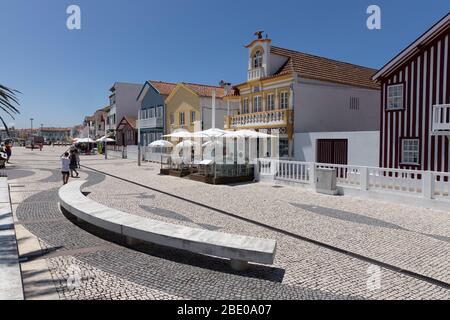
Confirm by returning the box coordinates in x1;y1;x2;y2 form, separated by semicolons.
69;150;79;178
61;152;71;185
5;144;12;163
74;148;81;168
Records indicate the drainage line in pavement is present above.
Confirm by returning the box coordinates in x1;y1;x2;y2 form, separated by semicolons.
82;165;450;290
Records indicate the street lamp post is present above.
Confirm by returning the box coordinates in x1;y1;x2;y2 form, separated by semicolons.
30;118;34;151
137;109;141;166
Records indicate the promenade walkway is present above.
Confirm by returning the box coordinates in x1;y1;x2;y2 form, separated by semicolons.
4;146;449;299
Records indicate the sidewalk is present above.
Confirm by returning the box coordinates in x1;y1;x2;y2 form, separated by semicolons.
0;177;24;300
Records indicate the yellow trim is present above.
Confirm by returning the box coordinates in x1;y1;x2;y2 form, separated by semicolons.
236;73;294;90
244;38;271;48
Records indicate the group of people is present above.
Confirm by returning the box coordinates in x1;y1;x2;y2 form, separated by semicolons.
60;147;80;185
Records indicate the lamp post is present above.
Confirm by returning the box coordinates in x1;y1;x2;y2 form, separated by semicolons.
30;118;34;151
137;109;141;166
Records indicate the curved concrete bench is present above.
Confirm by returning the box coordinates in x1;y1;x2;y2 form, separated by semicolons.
58;180;276;270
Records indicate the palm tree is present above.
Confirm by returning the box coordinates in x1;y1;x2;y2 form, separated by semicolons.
0;84;21;135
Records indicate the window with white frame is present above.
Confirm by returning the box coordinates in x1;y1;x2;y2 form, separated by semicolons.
191;111;196;123
387;84;404;110
253;96;262;112
401;139;419;165
253;50;263;68
179;112;185;126
242;98;249;114
280;92;289;109
157;106;163;118
267;94;274;110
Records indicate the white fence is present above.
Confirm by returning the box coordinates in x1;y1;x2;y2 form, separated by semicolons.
257;158;450;202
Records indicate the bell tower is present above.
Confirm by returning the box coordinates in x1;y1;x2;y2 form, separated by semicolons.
245;31;271;81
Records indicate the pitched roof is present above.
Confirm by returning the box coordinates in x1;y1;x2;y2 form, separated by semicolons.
268;46;380;90
117;116;137;129
148;81;177;96
373;13;450;80
182;82;225;98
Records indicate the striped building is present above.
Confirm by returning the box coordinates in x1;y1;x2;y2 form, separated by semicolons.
373;13;450;172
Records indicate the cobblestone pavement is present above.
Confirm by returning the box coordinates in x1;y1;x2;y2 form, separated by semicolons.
6;147;450;300
82;156;450;286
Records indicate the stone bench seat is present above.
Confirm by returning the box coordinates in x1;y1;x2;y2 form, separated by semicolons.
58;180;277;270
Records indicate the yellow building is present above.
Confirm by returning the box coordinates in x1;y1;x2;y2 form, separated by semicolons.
165;82;227;134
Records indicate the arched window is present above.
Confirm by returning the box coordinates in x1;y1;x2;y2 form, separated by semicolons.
253;50;263;68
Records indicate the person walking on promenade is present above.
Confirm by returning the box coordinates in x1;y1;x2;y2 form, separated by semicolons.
5;143;12;163
39;143;43;151
69;149;79;178
61;152;71;185
74;147;81;168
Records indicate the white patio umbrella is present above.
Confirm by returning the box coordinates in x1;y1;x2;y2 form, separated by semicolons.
163;129;194;139
174;140;200;148
149;140;173;148
96;136;115;142
191;128;227;138
77;138;96;143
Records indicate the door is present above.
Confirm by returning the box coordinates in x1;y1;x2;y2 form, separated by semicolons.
316;139;348;165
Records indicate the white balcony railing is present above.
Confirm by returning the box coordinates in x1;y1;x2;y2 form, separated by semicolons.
225;109;291;129
247;67;265;81
138;117;163;129
432;104;450;133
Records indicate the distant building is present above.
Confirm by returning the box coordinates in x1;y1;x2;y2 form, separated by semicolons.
116;116;137;146
137;81;176;146
165;82;228;135
40;127;72;143
83;115;95;138
106;82;142;135
71;125;85;139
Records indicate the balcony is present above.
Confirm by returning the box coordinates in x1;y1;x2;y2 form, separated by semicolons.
247;67;265;81
432;104;450;134
224;109;293;130
138;117;163;129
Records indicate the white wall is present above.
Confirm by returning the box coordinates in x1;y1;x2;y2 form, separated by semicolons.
294;78;380;133
200;97;227;130
294;131;380;167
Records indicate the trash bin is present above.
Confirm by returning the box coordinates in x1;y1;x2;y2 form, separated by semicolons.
315;167;338;195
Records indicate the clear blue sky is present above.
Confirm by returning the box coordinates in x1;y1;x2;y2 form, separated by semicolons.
0;0;448;128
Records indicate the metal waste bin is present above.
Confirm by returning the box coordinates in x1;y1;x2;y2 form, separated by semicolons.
315;167;338;195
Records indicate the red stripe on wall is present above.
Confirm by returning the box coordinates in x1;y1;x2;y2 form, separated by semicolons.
424;49;431;171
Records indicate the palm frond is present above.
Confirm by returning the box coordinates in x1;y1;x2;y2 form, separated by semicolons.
0;84;21;135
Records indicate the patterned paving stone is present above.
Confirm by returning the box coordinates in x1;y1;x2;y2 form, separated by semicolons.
7;147;450;300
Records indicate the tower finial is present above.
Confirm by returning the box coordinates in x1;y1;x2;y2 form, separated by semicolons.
254;30;264;39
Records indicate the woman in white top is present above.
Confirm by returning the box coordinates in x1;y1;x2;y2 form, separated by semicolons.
61;152;71;185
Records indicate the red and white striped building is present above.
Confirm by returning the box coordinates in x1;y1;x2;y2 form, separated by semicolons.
373;13;450;172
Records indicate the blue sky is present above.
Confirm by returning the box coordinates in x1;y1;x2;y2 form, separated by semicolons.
0;0;448;128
